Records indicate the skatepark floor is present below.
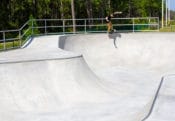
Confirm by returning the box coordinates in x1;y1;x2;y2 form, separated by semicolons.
0;33;175;121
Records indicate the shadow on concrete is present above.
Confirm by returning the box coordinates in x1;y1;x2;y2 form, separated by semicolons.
22;36;34;48
108;32;121;48
58;36;67;49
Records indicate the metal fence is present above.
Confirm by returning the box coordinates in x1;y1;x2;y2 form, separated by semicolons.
0;17;159;51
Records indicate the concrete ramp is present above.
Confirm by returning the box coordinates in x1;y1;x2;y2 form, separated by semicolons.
0;35;147;121
0;35;81;63
0;56;115;109
59;33;175;121
144;75;175;121
60;33;175;74
0;35;114;108
1;33;175;121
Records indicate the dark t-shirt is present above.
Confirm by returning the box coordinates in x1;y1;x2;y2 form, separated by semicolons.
106;15;111;23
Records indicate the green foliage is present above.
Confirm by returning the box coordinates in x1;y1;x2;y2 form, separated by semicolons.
0;0;163;31
29;15;40;35
170;20;175;25
0;41;21;50
21;15;39;43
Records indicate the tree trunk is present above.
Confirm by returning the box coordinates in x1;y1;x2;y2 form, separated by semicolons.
128;0;131;17
86;0;93;27
108;0;111;13
60;0;64;19
71;0;76;32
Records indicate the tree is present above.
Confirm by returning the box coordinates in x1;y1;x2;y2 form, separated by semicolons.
0;0;163;31
0;0;10;29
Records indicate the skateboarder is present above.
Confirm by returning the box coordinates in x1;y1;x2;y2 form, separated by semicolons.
106;12;122;33
106;14;114;33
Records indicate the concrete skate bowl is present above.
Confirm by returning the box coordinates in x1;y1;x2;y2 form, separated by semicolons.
59;33;175;121
0;33;175;121
0;35;148;121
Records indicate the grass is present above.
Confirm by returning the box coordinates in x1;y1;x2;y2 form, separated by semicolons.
160;26;175;32
0;40;21;50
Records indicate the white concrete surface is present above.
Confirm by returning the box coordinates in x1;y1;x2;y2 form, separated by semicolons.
145;75;175;121
0;33;175;121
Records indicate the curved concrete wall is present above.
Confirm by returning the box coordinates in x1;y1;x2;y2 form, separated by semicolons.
59;33;175;75
1;33;175;121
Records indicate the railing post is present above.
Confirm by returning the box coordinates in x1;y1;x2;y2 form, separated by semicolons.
63;19;65;34
158;17;160;31
32;19;34;35
85;19;87;33
3;32;5;50
45;19;47;34
133;18;135;32
19;30;22;47
148;17;150;30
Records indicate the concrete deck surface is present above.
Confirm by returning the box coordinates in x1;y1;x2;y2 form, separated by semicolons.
0;33;175;121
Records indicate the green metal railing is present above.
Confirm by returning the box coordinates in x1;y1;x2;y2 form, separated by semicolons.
0;17;159;51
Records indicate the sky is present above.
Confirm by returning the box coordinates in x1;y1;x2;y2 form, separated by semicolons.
169;0;175;11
